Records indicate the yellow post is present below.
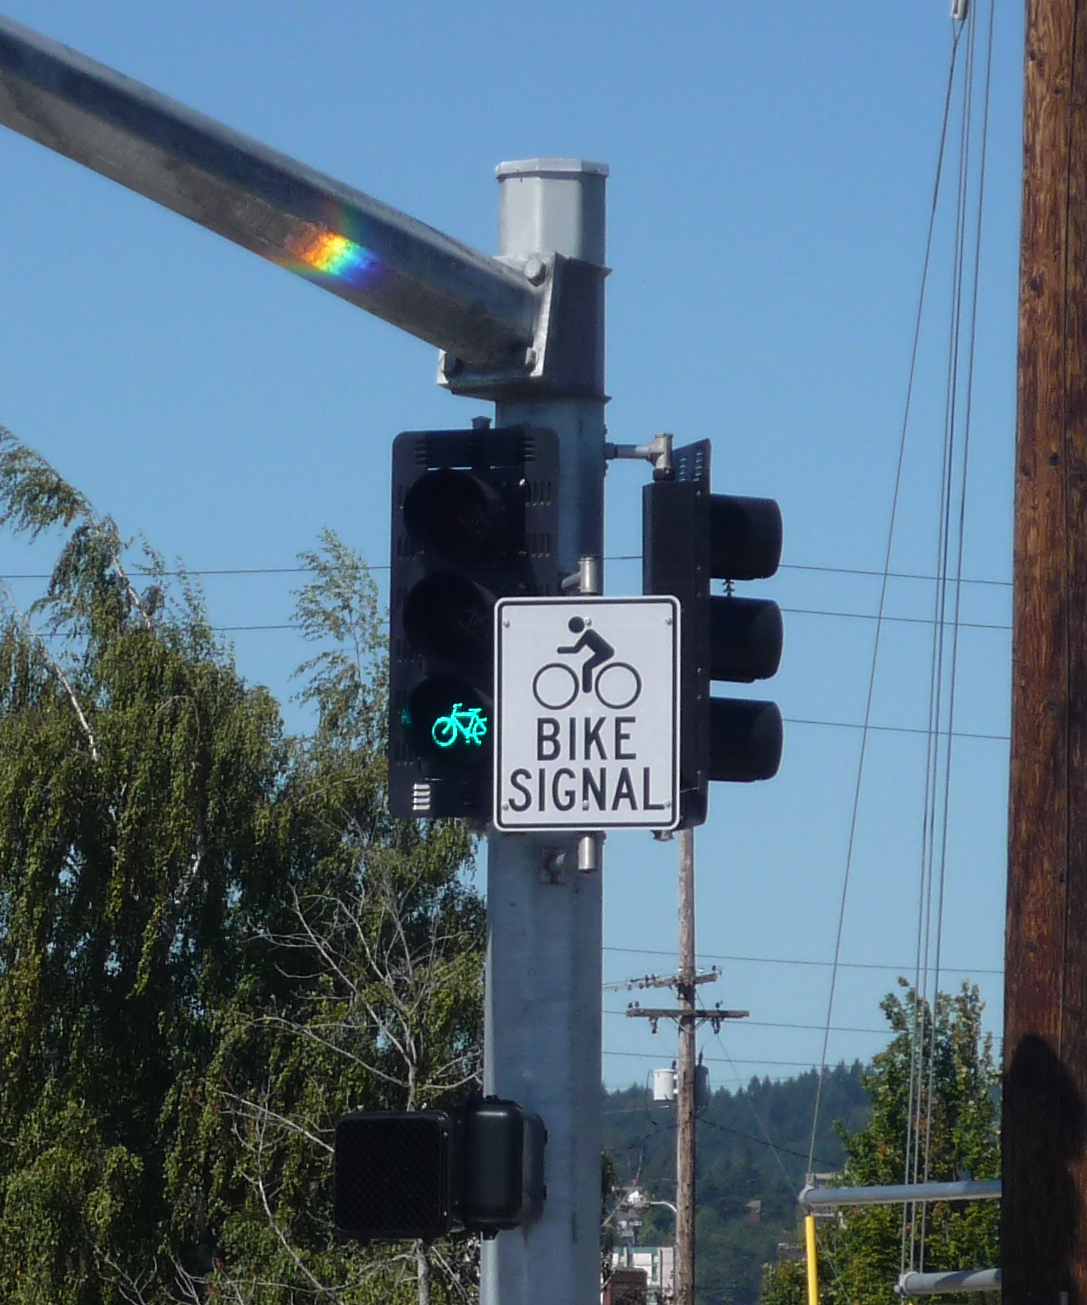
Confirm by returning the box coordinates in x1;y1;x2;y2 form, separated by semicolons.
804;1213;819;1305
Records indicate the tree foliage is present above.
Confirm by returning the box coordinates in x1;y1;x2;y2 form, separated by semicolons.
0;428;483;1304
761;982;1000;1305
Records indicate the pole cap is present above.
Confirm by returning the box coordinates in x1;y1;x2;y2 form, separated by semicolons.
496;158;609;179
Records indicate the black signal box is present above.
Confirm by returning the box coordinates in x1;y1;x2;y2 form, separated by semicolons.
335;1111;459;1242
335;1097;546;1241
389;427;562;820
643;439;784;825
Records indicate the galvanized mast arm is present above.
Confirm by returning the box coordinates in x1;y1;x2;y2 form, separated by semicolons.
0;12;541;366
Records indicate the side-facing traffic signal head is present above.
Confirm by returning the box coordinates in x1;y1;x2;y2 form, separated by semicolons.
389;428;561;820
643;439;784;824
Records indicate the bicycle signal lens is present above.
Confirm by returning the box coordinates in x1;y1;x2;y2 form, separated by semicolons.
431;703;486;749
405;677;492;770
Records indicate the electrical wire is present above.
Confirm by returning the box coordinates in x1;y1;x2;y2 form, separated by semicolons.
710;1026;806;1194
785;717;1006;742
914;1;994;1276
605;1051;846;1070
603;1011;891;1035
806;15;966;1181
0;558;1012;587
602;945;1002;976
782;606;1008;631
696;1116;838;1171
904;19;979;1264
604;1120;679;1157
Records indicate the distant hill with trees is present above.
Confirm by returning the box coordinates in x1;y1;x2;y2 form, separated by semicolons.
603;1061;870;1305
761;985;1000;1305
603;980;1001;1305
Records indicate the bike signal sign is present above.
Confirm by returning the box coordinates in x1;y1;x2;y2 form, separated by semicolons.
494;597;680;831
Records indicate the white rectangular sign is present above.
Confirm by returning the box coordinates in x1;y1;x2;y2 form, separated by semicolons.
494;596;680;831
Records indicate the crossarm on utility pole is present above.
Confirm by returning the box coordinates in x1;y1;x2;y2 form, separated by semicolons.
0;12;540;364
627;1008;749;1021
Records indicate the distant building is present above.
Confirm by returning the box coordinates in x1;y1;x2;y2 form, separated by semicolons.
611;1245;675;1304
604;1267;649;1305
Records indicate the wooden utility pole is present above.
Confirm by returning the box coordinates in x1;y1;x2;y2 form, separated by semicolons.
1006;1;1087;1299
626;830;747;1305
676;827;697;1305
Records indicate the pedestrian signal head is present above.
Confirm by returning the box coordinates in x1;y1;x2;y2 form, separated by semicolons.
335;1096;547;1241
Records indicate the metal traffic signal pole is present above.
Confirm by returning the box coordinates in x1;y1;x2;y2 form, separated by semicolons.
478;159;609;1305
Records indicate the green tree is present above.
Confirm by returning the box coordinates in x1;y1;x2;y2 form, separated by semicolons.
0;429;287;1304
760;982;1000;1305
0;429;485;1304
166;529;483;1305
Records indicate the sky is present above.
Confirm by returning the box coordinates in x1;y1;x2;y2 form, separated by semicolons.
0;1;1022;1097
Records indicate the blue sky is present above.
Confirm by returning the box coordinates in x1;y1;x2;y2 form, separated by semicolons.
0;1;1021;1092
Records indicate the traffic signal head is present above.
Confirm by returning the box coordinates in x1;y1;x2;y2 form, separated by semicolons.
389;428;561;820
643;439;784;825
334;1097;547;1240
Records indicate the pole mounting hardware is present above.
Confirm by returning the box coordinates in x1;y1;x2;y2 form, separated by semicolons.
438;251;607;401
606;432;674;478
560;555;603;596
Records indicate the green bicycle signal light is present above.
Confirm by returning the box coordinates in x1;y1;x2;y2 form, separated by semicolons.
402;678;491;771
433;704;488;749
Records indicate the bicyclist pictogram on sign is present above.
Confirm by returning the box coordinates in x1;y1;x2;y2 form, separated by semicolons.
494;596;680;831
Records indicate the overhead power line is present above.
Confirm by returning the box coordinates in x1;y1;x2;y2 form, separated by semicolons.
0;558;1012;587
783;606;1009;632
603;1010;889;1034
602;945;1003;976
700;1115;840;1169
